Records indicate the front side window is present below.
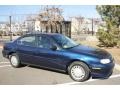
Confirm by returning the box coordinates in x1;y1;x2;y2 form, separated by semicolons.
37;36;53;49
18;36;36;47
52;34;78;49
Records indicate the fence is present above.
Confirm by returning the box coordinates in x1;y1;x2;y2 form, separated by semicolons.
0;14;72;41
0;14;103;42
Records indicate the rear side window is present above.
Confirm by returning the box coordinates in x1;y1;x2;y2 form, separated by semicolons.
17;36;36;47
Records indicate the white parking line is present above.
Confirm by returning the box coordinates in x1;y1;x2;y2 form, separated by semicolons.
0;62;9;64
58;74;120;85
0;61;120;85
58;63;120;85
58;78;97;85
110;74;120;78
0;65;11;67
0;46;3;49
115;64;120;71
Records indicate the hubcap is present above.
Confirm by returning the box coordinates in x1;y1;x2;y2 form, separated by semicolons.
71;65;85;80
11;56;18;66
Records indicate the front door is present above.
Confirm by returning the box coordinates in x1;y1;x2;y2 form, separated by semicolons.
35;35;66;70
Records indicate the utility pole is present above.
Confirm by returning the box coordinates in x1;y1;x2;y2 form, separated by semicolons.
9;16;12;41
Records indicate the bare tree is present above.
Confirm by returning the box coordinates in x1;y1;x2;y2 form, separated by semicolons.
37;5;64;33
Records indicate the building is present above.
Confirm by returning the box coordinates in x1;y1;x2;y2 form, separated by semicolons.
34;19;41;31
0;22;9;35
25;18;71;37
71;17;104;35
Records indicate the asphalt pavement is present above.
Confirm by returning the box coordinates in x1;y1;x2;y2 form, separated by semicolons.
0;49;120;85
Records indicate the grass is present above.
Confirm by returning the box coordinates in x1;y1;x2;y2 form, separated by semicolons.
76;40;120;64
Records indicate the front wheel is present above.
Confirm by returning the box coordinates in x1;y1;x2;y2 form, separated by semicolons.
10;53;21;68
68;61;90;82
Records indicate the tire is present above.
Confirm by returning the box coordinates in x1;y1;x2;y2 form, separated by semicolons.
9;53;21;68
68;61;90;82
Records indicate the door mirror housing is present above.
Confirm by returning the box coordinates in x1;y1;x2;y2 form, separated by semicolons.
50;45;57;51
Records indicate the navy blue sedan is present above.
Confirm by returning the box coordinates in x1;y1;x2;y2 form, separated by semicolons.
2;33;115;82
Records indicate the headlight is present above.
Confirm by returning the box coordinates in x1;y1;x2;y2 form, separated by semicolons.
100;59;110;64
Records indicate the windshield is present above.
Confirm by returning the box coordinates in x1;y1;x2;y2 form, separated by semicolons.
52;34;79;49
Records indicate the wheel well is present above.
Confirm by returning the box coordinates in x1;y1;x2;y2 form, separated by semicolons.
67;59;91;72
8;52;16;59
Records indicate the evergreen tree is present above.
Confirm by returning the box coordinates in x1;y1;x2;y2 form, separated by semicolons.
96;5;120;47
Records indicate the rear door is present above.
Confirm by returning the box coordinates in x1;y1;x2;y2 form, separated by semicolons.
16;35;38;64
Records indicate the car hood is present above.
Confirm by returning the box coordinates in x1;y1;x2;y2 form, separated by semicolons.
66;45;111;59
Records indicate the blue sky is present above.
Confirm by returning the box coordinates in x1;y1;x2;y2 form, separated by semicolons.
0;5;101;22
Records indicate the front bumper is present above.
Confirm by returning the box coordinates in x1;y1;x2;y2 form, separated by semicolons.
2;50;9;59
91;61;115;79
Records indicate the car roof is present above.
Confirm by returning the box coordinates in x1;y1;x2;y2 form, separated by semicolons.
24;33;61;37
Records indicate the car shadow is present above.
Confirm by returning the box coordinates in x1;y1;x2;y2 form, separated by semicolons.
27;65;68;75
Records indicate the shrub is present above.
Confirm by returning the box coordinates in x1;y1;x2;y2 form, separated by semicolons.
97;29;117;47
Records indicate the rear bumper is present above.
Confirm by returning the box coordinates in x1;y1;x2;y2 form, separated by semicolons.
91;61;115;79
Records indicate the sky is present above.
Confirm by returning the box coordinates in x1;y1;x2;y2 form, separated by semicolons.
0;5;101;22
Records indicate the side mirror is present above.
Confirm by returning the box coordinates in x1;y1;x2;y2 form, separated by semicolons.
50;45;57;51
17;40;22;45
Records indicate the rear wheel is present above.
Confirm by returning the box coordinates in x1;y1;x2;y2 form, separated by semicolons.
9;53;21;68
68;61;90;82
